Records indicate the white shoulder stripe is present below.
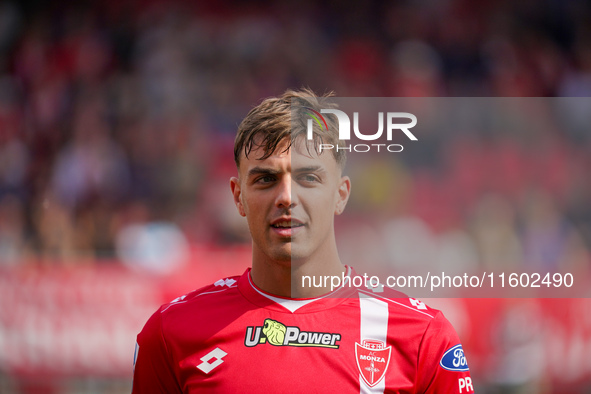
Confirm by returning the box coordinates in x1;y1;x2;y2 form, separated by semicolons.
359;294;389;393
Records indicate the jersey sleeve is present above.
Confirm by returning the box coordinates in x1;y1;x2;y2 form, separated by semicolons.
416;312;474;394
132;307;182;393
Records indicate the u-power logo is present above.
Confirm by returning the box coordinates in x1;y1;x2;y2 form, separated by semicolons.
304;107;417;153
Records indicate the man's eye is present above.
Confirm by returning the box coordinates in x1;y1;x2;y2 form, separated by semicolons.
257;176;275;184
300;174;319;183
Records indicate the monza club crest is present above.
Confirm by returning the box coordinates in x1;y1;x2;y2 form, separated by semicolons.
355;339;392;387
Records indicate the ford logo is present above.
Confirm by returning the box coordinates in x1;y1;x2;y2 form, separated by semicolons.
440;344;469;372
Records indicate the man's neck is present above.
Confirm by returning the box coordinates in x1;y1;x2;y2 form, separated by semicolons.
250;249;346;298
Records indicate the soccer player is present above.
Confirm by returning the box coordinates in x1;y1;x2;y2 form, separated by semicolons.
132;89;473;393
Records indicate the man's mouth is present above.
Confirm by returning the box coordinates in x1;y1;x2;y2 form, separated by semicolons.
270;219;305;237
271;221;304;229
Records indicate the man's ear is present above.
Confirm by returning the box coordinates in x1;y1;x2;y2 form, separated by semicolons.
335;176;351;215
230;177;246;217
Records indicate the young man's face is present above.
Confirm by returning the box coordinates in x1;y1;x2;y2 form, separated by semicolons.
230;137;350;265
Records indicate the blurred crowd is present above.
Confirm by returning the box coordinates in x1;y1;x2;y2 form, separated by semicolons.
0;0;590;272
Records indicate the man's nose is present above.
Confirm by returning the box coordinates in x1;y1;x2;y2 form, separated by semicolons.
275;177;293;209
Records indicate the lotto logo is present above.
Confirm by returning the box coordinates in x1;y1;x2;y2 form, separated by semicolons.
214;278;237;287
196;348;227;374
409;298;427;310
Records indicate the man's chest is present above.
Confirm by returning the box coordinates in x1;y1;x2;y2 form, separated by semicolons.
169;308;421;393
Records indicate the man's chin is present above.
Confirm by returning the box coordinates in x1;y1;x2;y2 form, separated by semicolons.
287;247;312;266
268;251;307;267
265;242;311;266
266;245;292;266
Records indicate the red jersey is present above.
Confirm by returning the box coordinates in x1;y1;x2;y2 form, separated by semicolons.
132;268;473;393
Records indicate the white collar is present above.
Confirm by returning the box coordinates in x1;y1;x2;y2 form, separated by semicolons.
247;266;352;313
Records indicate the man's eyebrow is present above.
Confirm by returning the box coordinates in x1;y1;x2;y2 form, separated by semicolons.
293;165;325;174
247;167;281;178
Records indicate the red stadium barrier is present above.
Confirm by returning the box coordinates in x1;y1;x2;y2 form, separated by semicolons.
0;246;250;379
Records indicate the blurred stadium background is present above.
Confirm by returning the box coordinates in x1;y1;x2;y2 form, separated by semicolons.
0;0;590;392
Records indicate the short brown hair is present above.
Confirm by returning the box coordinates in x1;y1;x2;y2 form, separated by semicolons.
234;88;346;169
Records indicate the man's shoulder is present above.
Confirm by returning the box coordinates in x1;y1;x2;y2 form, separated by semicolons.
137;272;252;349
159;274;243;316
355;286;462;355
357;284;443;321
